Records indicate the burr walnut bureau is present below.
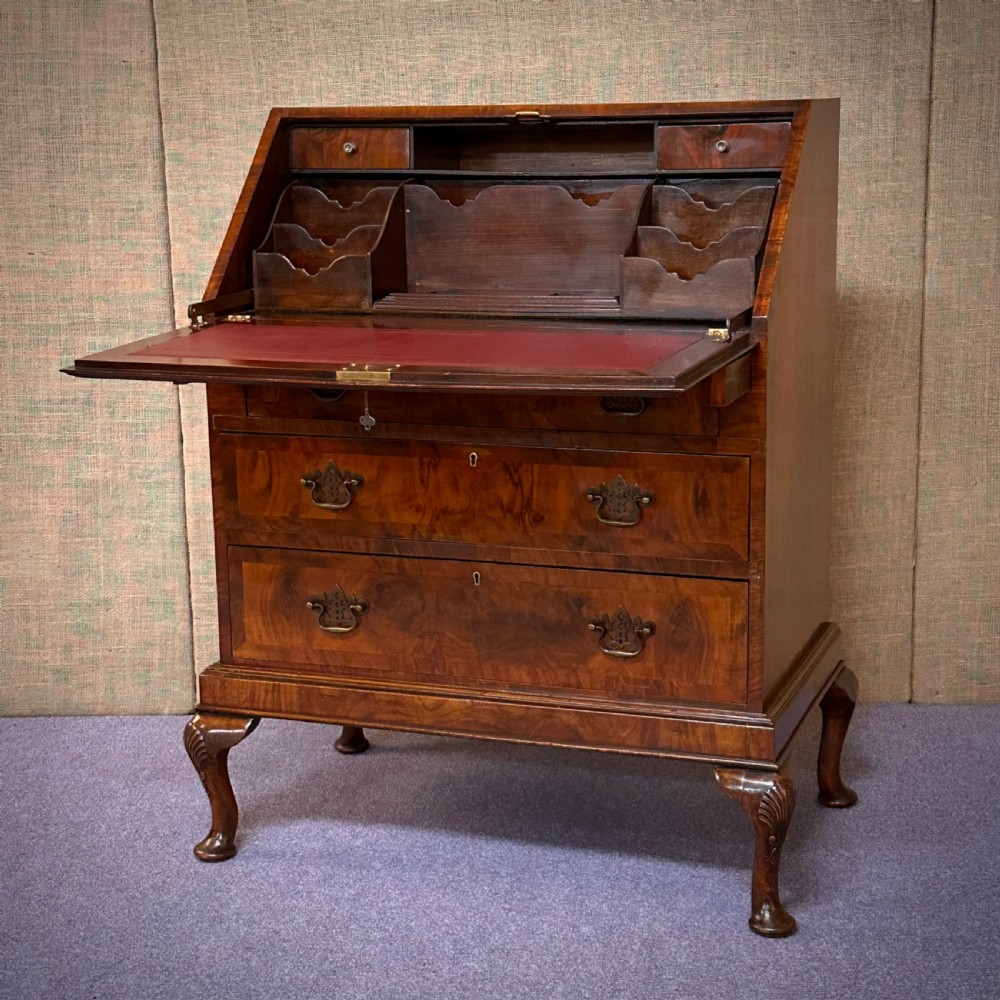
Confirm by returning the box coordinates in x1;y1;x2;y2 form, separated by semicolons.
66;100;857;937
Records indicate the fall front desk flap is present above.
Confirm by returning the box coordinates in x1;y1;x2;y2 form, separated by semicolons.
64;102;807;394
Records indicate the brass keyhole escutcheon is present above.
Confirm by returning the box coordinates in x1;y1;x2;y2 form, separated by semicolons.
472;571;481;586
469;452;478;468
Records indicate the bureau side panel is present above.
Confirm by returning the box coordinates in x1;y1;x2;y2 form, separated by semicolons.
761;100;840;706
206;383;247;665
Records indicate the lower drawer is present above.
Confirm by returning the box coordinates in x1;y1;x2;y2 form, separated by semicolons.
228;546;748;706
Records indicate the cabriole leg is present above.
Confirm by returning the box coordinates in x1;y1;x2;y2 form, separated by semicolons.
183;712;260;862
335;724;370;754
715;765;798;937
817;666;859;808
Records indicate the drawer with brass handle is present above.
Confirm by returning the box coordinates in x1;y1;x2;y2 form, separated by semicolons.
228;545;749;706
244;384;720;438
220;433;750;566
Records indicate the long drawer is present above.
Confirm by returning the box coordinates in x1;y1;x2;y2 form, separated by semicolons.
244;385;720;438
219;434;750;564
228;546;749;706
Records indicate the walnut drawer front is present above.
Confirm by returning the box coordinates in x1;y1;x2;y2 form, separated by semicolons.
288;126;411;169
222;434;750;564
656;122;790;169
244;386;719;438
228;547;749;706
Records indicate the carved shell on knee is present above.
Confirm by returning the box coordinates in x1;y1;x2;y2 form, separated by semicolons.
758;781;796;863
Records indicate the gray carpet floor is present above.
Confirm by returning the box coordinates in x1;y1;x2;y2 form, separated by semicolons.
1;705;998;1000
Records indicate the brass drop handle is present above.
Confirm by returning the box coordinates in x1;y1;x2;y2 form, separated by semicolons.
588;607;655;658
600;395;647;417
585;474;654;527
307;585;369;633
301;460;364;510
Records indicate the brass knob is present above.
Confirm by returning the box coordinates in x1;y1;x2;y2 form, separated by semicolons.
715;139;729;153
343;141;358;155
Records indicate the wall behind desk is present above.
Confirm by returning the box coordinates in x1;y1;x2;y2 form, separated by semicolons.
1;0;996;712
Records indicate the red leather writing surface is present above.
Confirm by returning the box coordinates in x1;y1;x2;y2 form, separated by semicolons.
138;322;701;375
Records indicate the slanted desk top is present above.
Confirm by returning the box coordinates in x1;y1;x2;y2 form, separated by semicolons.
66;100;857;938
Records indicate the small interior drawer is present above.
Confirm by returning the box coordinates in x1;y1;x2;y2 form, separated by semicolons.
657;122;790;169
289;127;411;169
220;434;750;565
228;546;749;706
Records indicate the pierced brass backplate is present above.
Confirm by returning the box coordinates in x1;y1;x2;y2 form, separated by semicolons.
301;460;364;510
588;607;655;657
306;585;369;633
585;474;654;527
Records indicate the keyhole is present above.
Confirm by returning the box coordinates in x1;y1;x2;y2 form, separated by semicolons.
472;571;481;586
469;452;478;468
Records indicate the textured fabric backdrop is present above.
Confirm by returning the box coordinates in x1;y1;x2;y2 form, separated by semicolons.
915;1;1000;701
1;1;997;711
0;1;194;713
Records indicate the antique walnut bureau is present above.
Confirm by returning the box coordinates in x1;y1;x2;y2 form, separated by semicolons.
67;100;857;937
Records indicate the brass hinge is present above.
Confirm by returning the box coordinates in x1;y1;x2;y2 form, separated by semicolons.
335;365;397;384
705;309;752;343
187;289;254;330
510;110;551;124
227;313;253;323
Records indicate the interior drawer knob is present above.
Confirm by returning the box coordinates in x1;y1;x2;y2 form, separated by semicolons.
585;474;654;526
301;460;364;510
588;607;655;657
306;585;369;633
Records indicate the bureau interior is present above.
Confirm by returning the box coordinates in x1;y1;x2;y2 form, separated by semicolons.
246;116;780;322
66;109;801;393
253;174;780;321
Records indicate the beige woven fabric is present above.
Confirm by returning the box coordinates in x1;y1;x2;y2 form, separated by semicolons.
13;1;995;712
154;0;932;701
0;1;195;712
914;1;1000;701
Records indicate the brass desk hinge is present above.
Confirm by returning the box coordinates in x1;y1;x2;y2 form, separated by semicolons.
335;365;397;384
510;110;551;124
705;309;752;343
187;290;254;330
